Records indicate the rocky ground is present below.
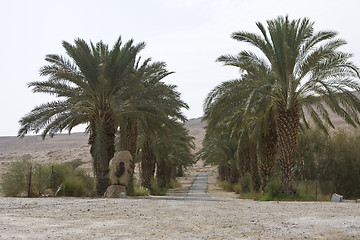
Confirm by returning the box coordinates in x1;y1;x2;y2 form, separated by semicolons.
0;171;359;239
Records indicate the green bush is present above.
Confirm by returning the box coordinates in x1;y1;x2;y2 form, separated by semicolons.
149;179;167;196
260;175;316;201
218;181;233;192
167;179;181;189
61;170;96;197
1;159;33;197
1;159;95;197
217;173;252;195
264;175;283;199
132;182;150;196
233;183;241;194
239;173;253;193
126;177;150;196
298;129;360;199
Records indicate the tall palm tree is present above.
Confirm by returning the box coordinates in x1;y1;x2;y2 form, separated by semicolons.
218;15;360;195
154;120;195;188
203;77;275;190
18;37;144;195
118;58;190;189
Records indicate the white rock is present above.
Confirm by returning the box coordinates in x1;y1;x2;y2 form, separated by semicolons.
331;193;343;202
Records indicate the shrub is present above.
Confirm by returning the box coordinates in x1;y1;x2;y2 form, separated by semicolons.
134;186;150;196
1;159;95;197
167;179;181;189
298;129;360;199
239;173;252;193
149;179;167;196
218;181;233;192
1;159;33;197
265;175;283;199
60;170;96;197
233;183;241;194
126;177;150;196
260;175;316;201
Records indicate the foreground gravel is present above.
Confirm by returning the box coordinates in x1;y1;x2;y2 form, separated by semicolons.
0;196;359;239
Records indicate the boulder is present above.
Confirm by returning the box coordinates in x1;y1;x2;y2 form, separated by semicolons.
104;150;134;198
109;150;133;186
331;193;343;202
104;185;126;198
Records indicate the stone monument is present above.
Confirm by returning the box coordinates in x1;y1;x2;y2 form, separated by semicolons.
104;150;134;198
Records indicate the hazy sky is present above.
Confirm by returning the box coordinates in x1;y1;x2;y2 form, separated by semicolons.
1;0;359;136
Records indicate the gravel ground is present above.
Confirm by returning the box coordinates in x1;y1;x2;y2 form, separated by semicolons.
0;192;359;239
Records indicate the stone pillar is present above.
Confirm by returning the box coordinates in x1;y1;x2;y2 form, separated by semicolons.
104;151;133;198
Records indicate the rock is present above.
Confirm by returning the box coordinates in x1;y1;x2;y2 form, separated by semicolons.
42;188;54;197
104;185;126;198
331;193;343;202
109;150;133;186
104;151;134;198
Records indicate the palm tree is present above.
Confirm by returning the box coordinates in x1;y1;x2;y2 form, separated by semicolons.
155;121;195;188
218;15;360;195
198;129;239;184
18;37;144;195
203;77;275;191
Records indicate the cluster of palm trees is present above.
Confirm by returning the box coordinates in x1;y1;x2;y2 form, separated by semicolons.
200;16;360;196
18;37;194;196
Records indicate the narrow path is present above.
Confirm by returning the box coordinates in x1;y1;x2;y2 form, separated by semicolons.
185;172;214;201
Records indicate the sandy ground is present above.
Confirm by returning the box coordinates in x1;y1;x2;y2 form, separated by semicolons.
1;124;360;239
0;172;359;240
0;195;359;239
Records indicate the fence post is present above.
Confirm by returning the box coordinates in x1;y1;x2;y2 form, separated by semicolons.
51;165;54;190
28;165;32;197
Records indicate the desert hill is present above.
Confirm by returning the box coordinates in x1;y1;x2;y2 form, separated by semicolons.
1;112;359;177
0;118;207;177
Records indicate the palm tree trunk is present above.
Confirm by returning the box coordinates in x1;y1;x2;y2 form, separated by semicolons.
118;117;128;151
260;118;277;190
156;160;172;188
275;103;300;196
89;118;115;196
230;164;240;184
238;145;251;177
249;141;261;192
140;140;156;189
218;165;226;181
126;118;138;161
237;146;246;177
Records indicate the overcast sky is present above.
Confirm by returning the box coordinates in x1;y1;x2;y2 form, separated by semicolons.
1;0;359;136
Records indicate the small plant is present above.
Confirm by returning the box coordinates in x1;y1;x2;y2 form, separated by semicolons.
264;175;283;199
127;178;150;196
132;186;150;196
149;179;167;196
167;179;181;189
218;181;233;192
239;173;253;193
233;183;241;194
